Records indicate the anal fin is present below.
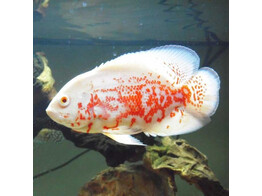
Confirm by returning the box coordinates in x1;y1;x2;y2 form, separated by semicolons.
103;132;146;146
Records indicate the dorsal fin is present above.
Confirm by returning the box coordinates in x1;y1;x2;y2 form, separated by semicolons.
98;45;200;85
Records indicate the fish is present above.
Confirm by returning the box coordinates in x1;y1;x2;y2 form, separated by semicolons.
46;45;220;146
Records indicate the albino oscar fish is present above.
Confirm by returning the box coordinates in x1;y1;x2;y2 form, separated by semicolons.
46;45;220;146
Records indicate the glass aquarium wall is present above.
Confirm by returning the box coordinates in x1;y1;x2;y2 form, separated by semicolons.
33;0;228;195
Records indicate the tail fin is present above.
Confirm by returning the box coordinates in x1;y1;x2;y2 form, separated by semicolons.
185;67;220;117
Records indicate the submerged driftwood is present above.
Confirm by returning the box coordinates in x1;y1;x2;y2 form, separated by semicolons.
144;137;229;196
33;0;50;21
78;137;228;196
78;164;174;196
34;53;228;195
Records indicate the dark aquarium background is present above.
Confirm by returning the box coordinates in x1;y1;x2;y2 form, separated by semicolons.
33;0;228;195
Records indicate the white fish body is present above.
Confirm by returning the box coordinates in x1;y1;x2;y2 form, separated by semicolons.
46;45;220;146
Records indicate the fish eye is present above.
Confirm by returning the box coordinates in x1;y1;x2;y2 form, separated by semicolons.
59;95;70;107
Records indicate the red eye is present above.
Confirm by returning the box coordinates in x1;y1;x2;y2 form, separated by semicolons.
59;95;70;107
61;97;67;103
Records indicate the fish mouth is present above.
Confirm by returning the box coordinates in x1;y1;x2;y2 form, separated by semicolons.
46;108;63;124
46;108;54;119
46;108;75;129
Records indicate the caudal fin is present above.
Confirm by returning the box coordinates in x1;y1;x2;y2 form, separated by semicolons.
185;67;220;117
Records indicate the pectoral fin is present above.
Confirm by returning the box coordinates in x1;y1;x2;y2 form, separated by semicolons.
102;132;146;146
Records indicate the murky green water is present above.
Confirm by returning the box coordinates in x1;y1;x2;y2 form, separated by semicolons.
34;1;228;195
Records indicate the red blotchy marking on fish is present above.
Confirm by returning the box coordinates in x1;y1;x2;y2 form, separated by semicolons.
84;75;193;129
160;95;164;103
172;85;192;107
71;123;74;127
130;118;136;127
78;102;82;109
79;113;86;120
185;76;207;109
104;120;119;129
85;93;112;120
86;122;93;133
106;96;116;102
170;112;176;117
180;110;184;116
77;122;80;126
